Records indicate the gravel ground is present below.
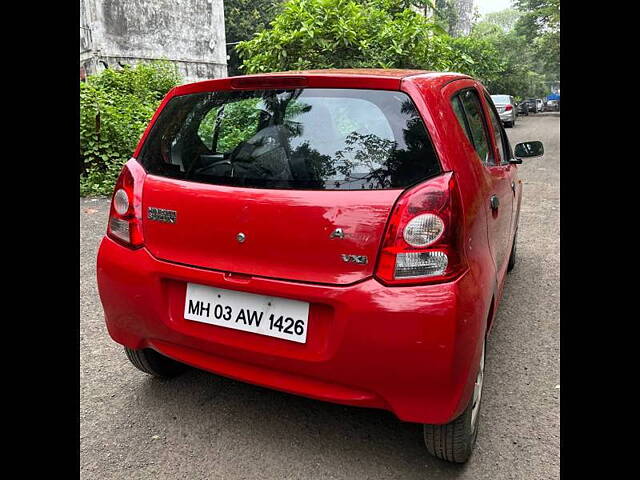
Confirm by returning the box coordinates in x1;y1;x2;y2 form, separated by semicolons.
80;112;559;479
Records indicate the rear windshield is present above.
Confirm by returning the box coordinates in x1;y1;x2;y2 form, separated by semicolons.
491;95;510;103
138;88;441;190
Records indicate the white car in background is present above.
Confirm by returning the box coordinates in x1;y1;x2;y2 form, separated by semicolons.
490;94;517;128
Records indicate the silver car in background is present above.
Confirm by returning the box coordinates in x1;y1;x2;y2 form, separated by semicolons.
490;94;517;128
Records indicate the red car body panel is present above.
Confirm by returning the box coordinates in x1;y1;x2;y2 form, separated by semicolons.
142;175;400;285
98;70;521;424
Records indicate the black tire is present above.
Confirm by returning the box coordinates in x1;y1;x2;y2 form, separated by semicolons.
124;347;188;378
505;120;514;128
507;230;517;272
423;341;485;463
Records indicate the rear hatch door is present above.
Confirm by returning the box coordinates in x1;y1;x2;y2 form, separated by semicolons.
142;177;401;285
137;84;442;286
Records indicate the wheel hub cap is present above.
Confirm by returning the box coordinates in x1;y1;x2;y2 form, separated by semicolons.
470;342;485;431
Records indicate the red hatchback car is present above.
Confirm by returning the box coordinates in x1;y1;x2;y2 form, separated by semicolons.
97;69;543;463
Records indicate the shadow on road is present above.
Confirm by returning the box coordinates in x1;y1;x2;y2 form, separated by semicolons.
134;367;473;478
96;237;552;479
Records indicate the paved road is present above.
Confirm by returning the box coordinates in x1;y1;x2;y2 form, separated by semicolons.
80;113;559;479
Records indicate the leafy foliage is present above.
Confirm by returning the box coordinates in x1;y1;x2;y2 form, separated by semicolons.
471;2;558;97
433;0;460;36
197;98;262;152
237;0;499;81
80;61;181;196
236;0;558;99
470;21;541;97
482;8;522;33
513;0;560;79
224;0;285;76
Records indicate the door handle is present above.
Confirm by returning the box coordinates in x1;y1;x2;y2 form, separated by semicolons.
490;195;500;211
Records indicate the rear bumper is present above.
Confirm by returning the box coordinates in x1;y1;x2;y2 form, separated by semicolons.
96;236;489;424
499;111;514;122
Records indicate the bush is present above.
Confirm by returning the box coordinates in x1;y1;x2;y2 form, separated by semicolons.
80;61;181;196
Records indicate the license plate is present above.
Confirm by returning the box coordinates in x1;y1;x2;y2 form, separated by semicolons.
184;283;310;343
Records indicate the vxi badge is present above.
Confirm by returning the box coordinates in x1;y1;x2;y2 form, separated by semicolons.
341;254;368;265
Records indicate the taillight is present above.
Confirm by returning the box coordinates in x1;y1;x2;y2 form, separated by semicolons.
107;159;146;248
375;172;467;285
505;104;513;111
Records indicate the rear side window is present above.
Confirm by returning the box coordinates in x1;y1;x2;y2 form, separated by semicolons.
451;89;494;165
484;94;510;164
138;88;441;190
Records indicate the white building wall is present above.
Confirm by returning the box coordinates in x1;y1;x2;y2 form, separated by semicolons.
80;0;227;83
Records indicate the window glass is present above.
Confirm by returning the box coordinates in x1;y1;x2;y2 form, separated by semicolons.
197;98;262;152
484;94;509;164
139;88;441;190
490;95;510;103
451;96;471;139
454;89;493;165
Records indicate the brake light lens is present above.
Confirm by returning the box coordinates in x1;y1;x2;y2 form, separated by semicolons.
375;172;467;285
505;104;513;111
107;159;146;248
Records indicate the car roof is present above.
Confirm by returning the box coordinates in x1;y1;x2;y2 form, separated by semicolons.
264;68;431;78
172;69;473;96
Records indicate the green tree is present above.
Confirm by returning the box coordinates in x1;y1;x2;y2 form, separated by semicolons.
434;0;459;36
470;1;558;98
514;0;559;38
471;22;527;95
514;0;560;79
482;8;522;33
224;0;285;76
237;0;500;83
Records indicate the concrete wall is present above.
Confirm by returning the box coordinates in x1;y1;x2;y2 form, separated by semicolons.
80;0;227;83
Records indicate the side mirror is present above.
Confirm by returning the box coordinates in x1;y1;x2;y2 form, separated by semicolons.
514;141;544;159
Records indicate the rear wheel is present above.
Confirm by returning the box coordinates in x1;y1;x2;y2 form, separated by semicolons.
505;120;514;128
423;341;485;463
124;347;188;378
